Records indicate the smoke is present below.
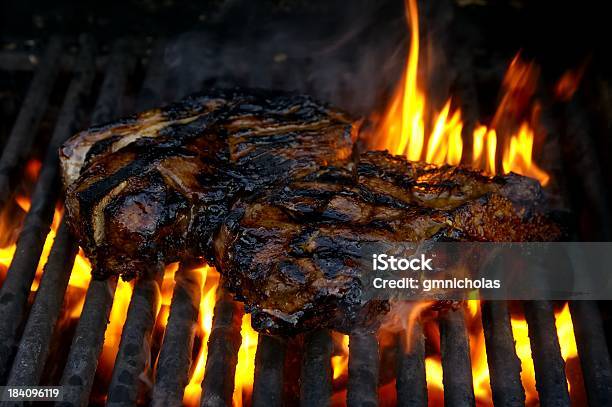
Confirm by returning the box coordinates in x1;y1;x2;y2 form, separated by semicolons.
161;0;409;117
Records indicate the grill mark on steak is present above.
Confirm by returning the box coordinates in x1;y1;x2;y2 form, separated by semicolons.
214;151;560;334
61;88;354;280
60;88;560;333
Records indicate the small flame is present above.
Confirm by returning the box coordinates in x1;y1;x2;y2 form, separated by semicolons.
331;334;350;381
233;313;259;406
156;262;180;330
555;64;586;102
183;265;219;406
99;279;134;373
502;122;550;185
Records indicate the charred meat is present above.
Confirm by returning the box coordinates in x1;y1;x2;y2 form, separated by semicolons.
60;88;559;335
214;151;560;334
60;88;355;279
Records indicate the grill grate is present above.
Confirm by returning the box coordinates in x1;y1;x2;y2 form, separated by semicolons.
0;34;611;407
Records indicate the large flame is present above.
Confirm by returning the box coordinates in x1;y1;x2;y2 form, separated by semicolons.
369;0;550;186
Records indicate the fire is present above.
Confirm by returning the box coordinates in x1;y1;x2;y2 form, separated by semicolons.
402;301;581;406
368;0;550;187
0;160;94;315
156;262;180;330
233;313;259;406
99;278;133;371
331;334;350;381
183;265;219;406
510;302;579;405
183;271;259;407
502;122;550;186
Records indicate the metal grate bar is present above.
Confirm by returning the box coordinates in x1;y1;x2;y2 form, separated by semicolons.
299;329;333;407
481;301;525;406
251;335;287;407
102;38;169;407
396;320;427;407
439;308;475;407
56;38;135;407
4;219;78;387
523;301;570;406
136;40;168;112
58;277;117;407
0;36;63;208
347;330;379;407
151;264;203;407
0;35;95;382
90;39;135;126
106;264;165;406
569;301;612;406
200;291;243;407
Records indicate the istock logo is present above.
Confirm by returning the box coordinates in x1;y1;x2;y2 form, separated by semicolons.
372;253;433;271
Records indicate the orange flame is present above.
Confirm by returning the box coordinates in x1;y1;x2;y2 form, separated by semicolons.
233;313;259;406
183;265;219;406
510;302;579;405
416;302;580;406
368;0;551;187
331;334;350;381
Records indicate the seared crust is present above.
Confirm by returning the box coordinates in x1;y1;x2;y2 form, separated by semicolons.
214;151;560;334
61;88;560;334
61;88;355;279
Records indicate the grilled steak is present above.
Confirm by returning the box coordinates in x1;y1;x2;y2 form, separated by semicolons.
61;87;559;334
60;88;355;279
214;151;560;334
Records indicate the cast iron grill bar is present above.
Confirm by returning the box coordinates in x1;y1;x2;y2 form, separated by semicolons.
104;39;170;407
542;92;612;405
562;97;612;240
395;320;427;407
57;39;137;407
200;291;243;407
0;35;95;383
439;308;475;407
106;264;165;406
3;219;78;389
89;39;135;126
347;330;379;407
104;273;167;403
58;277;117;407
299;329;333;407
251;335;287;407
569;301;612;406
480;301;525;406
523;301;571;406
0;36;63;208
151;263;203;407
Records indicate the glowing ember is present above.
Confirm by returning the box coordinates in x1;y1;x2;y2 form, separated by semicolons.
368;0;550;187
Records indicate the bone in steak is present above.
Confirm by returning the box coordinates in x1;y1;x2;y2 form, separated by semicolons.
214;151;560;334
60;88;354;279
60;89;559;334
